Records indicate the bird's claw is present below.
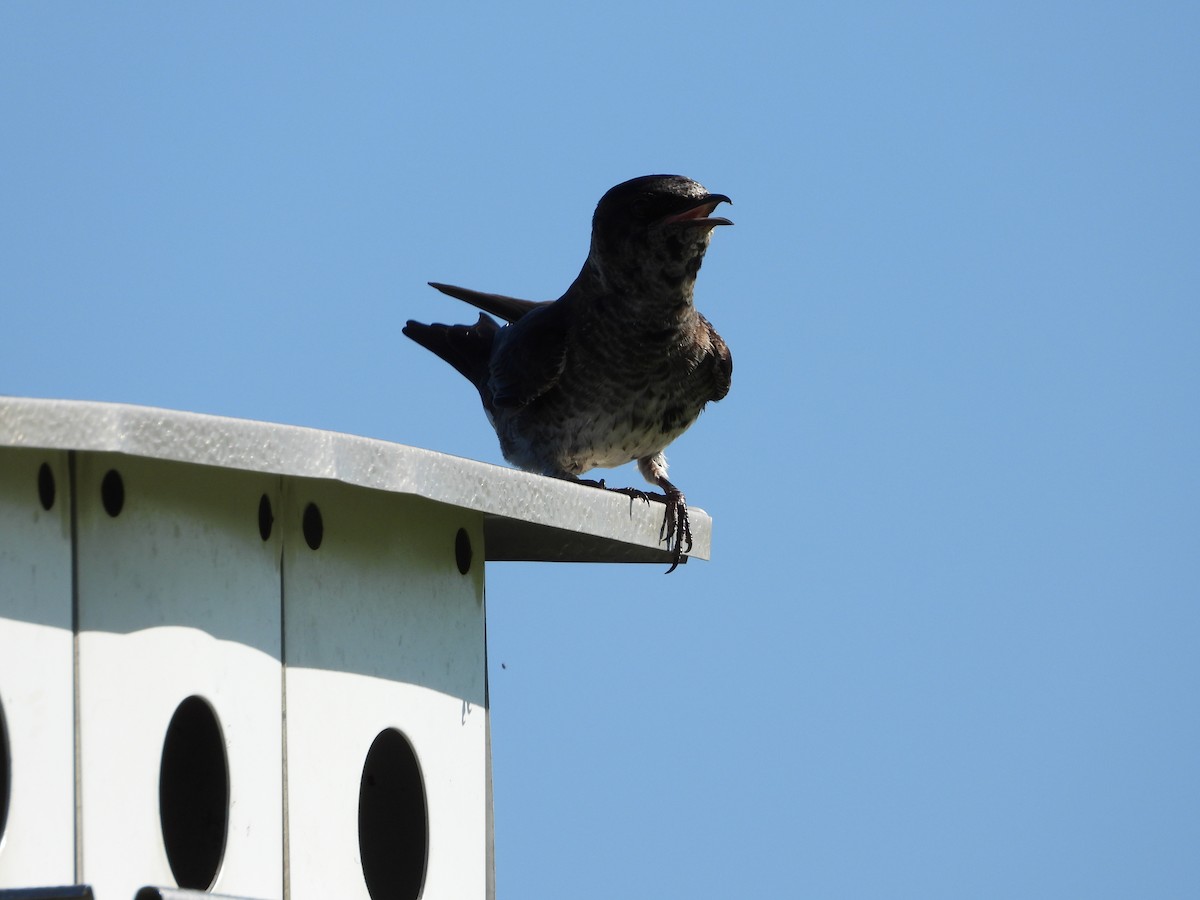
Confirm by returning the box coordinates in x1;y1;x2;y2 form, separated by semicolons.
608;485;654;512
588;481;691;573
659;489;692;574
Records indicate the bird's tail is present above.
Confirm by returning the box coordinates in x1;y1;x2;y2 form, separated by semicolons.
402;313;499;392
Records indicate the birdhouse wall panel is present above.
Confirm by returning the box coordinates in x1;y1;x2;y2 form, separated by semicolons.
73;453;284;900
282;480;487;900
0;448;75;887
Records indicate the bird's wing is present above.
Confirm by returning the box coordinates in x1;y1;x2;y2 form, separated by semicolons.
704;316;733;403
428;282;546;323
487;302;570;408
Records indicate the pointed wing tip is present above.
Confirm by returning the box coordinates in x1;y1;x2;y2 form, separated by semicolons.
422;281;542;324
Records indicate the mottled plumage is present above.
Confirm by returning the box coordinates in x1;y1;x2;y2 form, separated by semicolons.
404;174;733;571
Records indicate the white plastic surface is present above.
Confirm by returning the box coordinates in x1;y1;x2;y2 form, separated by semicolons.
283;479;487;900
0;449;75;886
73;453;284;899
0;397;709;898
0;397;711;563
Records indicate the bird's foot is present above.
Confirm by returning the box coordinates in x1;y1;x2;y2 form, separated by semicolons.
658;487;692;573
576;478;690;572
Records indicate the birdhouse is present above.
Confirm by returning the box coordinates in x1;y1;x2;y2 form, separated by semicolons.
0;398;711;900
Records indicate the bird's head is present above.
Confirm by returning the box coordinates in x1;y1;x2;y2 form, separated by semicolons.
587;174;732;297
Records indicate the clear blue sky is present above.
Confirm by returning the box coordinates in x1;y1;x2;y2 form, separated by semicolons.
3;3;1198;897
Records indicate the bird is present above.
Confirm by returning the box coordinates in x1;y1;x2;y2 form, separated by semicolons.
403;174;733;572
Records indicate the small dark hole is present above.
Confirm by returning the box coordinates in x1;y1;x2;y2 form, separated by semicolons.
159;696;229;890
101;469;124;517
455;528;472;574
37;462;56;510
303;502;323;550
359;728;428;900
258;494;274;541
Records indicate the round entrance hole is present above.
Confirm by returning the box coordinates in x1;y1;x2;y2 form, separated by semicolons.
358;728;428;900
159;695;229;889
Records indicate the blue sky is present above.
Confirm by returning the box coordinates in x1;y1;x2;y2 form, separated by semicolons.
3;3;1198;897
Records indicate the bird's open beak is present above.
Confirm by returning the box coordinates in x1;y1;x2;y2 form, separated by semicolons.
658;193;733;229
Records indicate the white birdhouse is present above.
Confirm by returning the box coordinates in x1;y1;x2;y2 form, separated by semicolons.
0;399;711;900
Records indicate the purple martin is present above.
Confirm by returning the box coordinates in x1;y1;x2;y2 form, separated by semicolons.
403;174;733;572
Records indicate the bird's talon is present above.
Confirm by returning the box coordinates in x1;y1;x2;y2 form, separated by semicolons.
609;486;653;505
658;488;692;573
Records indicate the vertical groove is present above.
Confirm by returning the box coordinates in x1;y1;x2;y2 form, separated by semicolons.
483;570;496;900
279;476;290;900
67;450;83;880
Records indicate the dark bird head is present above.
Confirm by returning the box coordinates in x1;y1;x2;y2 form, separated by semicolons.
587;174;732;298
